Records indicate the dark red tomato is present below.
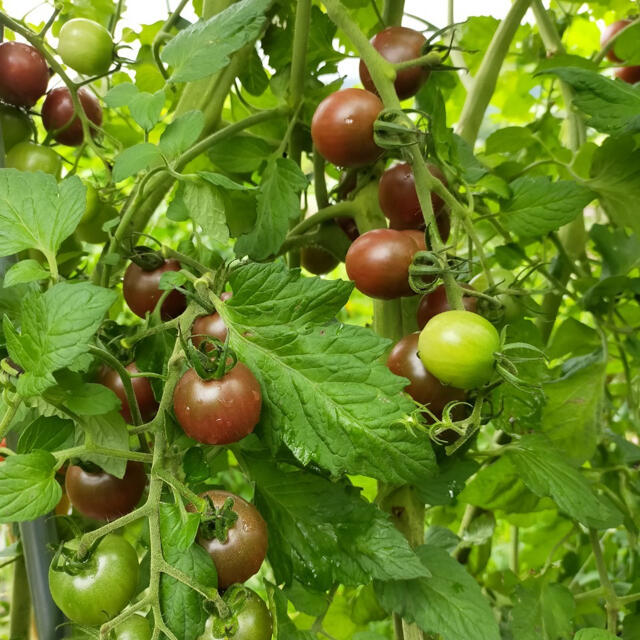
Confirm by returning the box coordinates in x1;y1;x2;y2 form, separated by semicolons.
417;284;477;329
122;259;186;320
379;163;450;239
65;461;146;521
311;88;383;168
359;26;429;100
173;363;262;445
191;490;268;589
401;229;427;252
301;247;340;275
41;86;102;146
615;66;640;84
0;42;49;107
336;216;359;241
345;228;418;299
192;292;233;349
98;362;158;424
601;19;631;62
387;333;465;418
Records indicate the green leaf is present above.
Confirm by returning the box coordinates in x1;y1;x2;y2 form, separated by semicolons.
590;224;640;276
223;263;437;486
0;171;85;258
199;172;253;191
17;416;75;454
501;177;595;237
112;143;163;182
235;157;308;259
128;90;165;131
161;0;271;83
485;126;536;155
159;503;201;552
548;318;601;359
46;372;121;416
238;46;269;96
104;82;139;107
0;451;61;523
3;260;50;286
574;630;619;640
4;283;117;397
77;412;130;478
506;435;623;529
267;583;316;640
159;110;205;157
208;134;273;173
374;545;501;640
246;453;430;590
171;180;229;243
540;67;640;135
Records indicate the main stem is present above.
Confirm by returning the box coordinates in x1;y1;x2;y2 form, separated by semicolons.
589;529;618;633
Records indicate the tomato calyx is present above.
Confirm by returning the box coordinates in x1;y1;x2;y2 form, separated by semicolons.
180;322;238;381
50;537;101;575
407;251;468;295
493;340;548;393
199;496;240;543
129;246;167;272
373;107;424;150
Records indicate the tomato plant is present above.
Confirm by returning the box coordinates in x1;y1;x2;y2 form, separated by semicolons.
57;18;114;76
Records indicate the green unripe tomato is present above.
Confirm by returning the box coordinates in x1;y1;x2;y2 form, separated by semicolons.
112;614;152;640
76;184;117;243
418;310;501;390
57;18;114;76
0;104;31;151
6;141;61;176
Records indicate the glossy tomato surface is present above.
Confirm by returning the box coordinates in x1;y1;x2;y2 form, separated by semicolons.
173;363;262;445
417;284;477;329
418;310;500;390
123;259;186;320
301;246;340;275
615;65;640;84
193;491;268;589
345;228;417;299
192;292;232;349
65;461;146;521
359;26;428;99
48;534;139;625
601;19;631;62
113;614;152;640
98;362;158;423
5;141;61;176
311;88;383;167
387;332;465;416
0;42;49;107
58;18;113;76
41;86;102;146
0;104;31;151
379;163;449;238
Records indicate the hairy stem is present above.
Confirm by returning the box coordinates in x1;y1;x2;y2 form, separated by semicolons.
589;529;618;634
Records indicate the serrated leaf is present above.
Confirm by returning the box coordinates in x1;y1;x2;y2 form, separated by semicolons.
17;416;75;454
208;134;273;173
159;503;200;552
77;412;130;478
374;545;501;640
46;373;121;416
129;90;165;131
238;46;269;95
0;451;61;523
159;110;205;157
3;260;50;286
104;82;139;107
590;223;640;276
268;583;316;640
113;143;163;182
574;630;618;640
161;0;271;83
174;180;229;243
199;172;253;191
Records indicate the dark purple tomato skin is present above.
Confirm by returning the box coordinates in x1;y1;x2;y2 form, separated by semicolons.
98;362;158;424
359;27;429;100
615;65;640;84
301;247;340;275
123;259;186;320
387;332;465;417
0;42;49;107
192;292;233;349
311;88;383;168
401;229;426;252
601;20;631;63
191;490;268;589
379;163;450;239
41;86;102;146
345;228;418;299
336;216;359;241
417;284;477;330
65;461;146;521
173;363;262;445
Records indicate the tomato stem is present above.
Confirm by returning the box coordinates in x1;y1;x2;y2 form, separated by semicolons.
589;528;619;634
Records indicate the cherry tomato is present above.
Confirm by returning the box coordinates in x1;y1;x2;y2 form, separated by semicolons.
122;259;187;320
41;86;102;146
359;26;429;99
615;66;640;84
77;184;117;243
301;246;340;275
417;284;477;329
418;310;500;390
401;229;427;251
48;534;139;625
199;587;272;640
345;228;418;299
311;88;383;167
192;292;233;349
0;42;49;107
387;333;465;416
65;461;146;521
58;18;114;76
6;141;61;176
191;490;268;589
379;163;450;239
601;20;631;63
173;363;262;445
0;104;31;151
98;362;159;424
112;614;152;640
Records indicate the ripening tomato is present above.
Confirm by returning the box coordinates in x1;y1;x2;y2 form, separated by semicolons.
615;66;640;84
65;461;146;521
173;363;262;445
418;310;500;390
192;292;233;349
359;26;429;99
417;284;477;329
301;246;340;275
311;88;383;167
58;18;114;76
42;86;102;146
601;19;631;63
345;228;418;299
0;104;31;151
0;42;49;107
6;141;61;176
